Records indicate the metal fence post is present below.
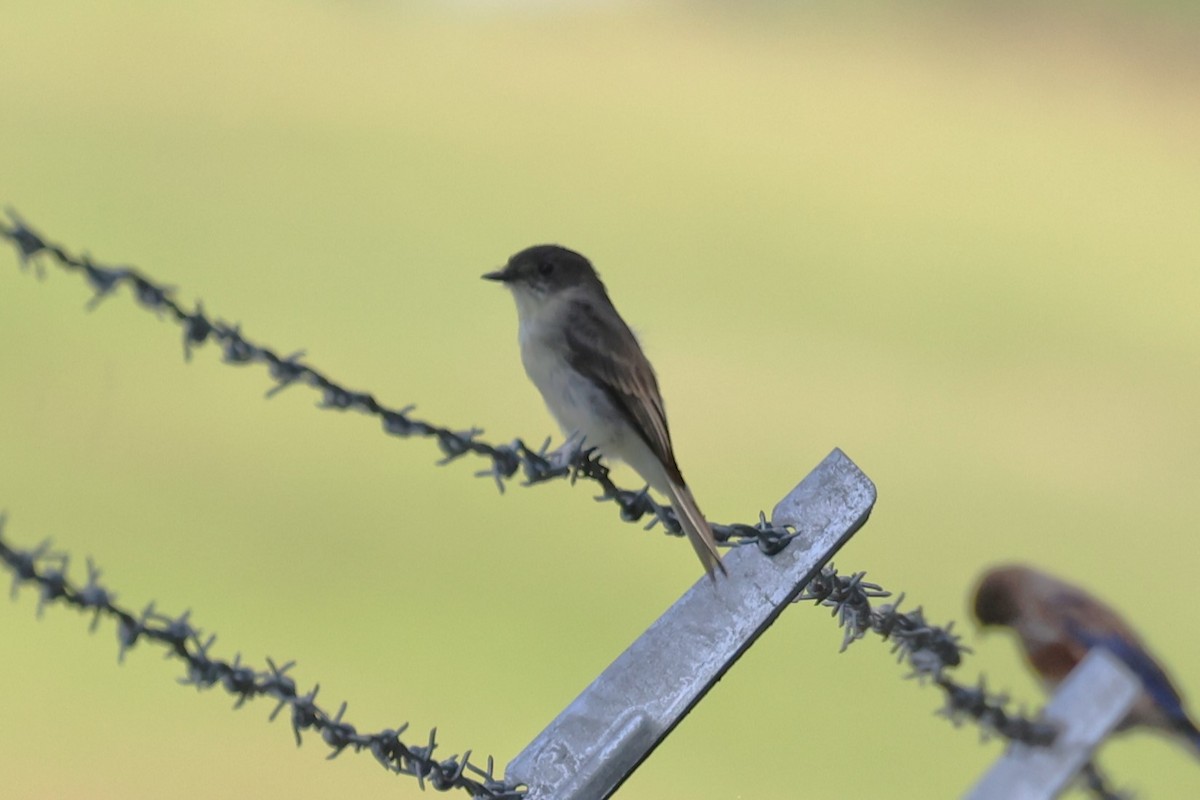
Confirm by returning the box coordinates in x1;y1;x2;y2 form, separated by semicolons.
505;448;877;799
964;649;1140;800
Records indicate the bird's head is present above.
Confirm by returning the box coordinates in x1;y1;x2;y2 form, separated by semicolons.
972;565;1032;628
483;244;604;301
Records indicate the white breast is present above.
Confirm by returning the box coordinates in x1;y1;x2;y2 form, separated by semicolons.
510;289;671;492
516;294;622;452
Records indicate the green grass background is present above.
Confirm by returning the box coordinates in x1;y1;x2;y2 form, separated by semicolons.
2;2;1199;797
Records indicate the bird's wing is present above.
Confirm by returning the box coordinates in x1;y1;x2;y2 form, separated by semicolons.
1051;587;1191;722
562;296;684;485
1068;622;1189;718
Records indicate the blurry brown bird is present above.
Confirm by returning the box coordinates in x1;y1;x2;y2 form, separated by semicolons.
974;564;1200;757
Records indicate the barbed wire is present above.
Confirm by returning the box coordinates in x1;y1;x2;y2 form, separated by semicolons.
798;567;1054;744
0;209;1128;797
0;515;524;799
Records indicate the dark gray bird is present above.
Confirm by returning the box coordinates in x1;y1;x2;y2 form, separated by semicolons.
484;245;725;579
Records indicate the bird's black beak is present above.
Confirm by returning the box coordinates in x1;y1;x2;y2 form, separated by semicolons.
482;266;512;282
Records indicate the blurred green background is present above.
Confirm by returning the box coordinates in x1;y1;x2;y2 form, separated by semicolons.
2;1;1198;797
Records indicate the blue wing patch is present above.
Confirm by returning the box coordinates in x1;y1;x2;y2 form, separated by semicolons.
1071;625;1187;722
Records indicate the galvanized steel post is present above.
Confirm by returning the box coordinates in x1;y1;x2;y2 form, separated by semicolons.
506;448;877;799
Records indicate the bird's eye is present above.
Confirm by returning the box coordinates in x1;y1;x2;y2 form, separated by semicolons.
537;261;554;276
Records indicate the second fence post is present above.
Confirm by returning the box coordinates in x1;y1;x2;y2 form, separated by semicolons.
965;649;1140;800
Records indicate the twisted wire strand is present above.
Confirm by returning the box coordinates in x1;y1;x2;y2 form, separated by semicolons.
798;568;1129;798
0;515;523;799
798;567;1057;745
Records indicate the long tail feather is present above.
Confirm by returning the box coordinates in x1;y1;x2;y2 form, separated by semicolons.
667;481;726;580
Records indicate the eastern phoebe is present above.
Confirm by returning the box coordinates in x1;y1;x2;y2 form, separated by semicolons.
484;245;726;579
